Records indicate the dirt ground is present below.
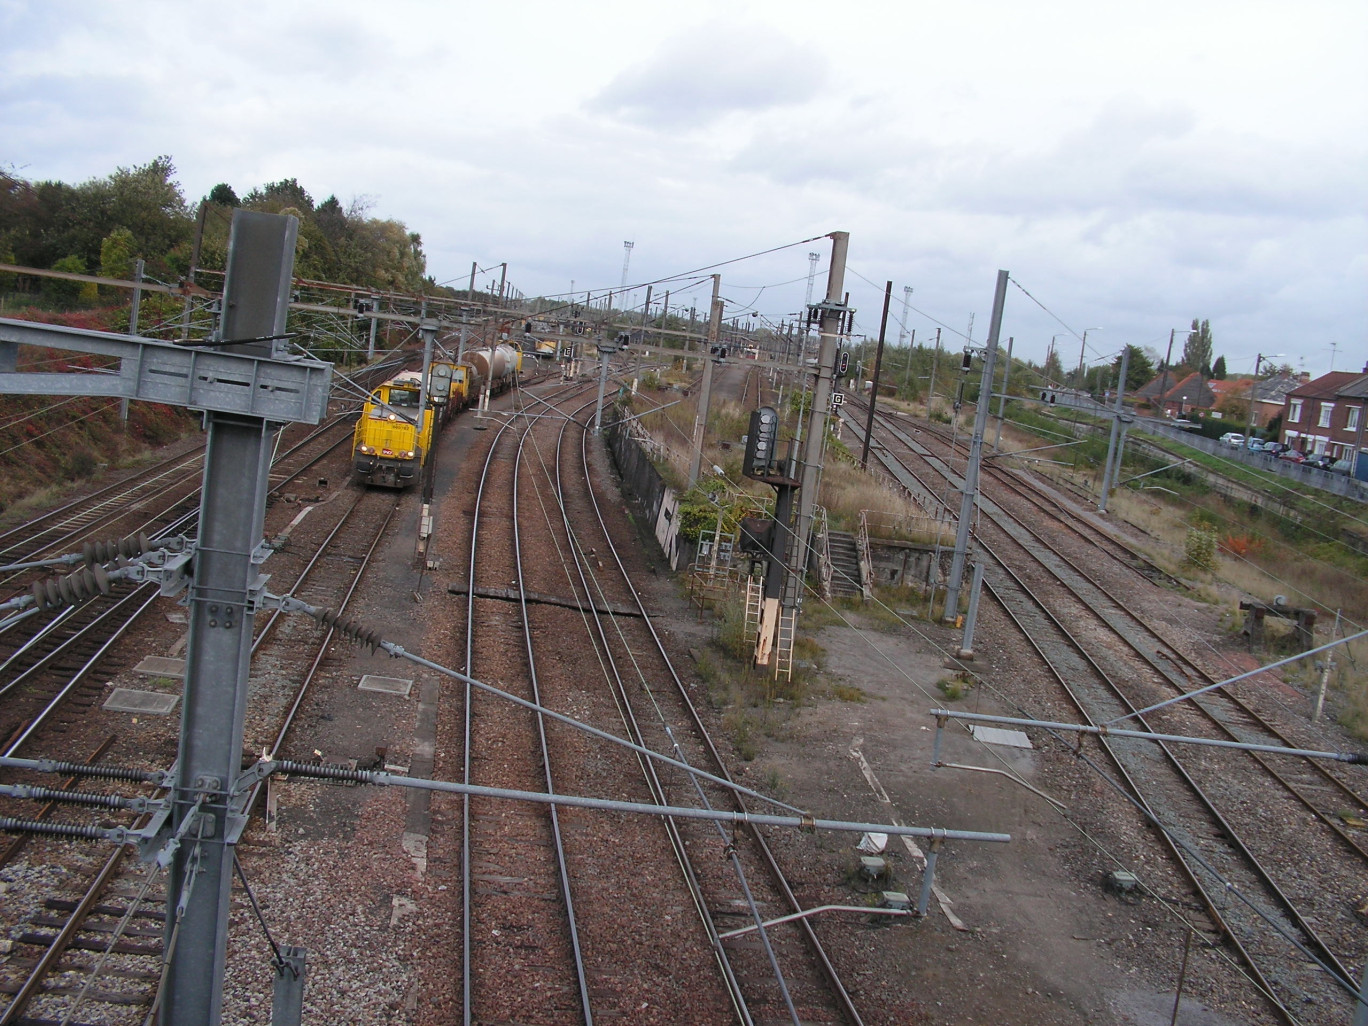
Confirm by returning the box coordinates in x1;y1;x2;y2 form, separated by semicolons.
652;587;1262;1026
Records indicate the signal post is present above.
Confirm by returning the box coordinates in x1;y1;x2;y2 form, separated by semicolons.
741;406;797;666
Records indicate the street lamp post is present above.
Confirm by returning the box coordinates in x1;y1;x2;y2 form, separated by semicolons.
1157;327;1193;419
1045;333;1068;386
1244;352;1285;446
1073;328;1101;396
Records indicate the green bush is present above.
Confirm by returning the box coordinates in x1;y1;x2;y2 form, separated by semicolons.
1185;527;1217;570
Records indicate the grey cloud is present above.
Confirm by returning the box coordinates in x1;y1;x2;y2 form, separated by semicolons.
588;25;826;129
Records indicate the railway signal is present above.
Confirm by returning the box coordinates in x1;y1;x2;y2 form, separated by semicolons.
744;406;780;479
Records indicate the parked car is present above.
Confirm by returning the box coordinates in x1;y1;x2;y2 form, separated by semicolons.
1246;438;1266;452
1262;441;1289;457
1331;459;1354;475
1219;432;1245;448
1304;453;1336;470
1278;449;1307;464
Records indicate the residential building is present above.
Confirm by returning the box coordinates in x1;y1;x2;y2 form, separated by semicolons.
1281;367;1368;457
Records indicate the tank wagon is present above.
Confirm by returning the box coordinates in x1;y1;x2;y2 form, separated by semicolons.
352;343;522;488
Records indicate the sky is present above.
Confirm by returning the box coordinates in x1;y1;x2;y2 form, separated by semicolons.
2;0;1365;379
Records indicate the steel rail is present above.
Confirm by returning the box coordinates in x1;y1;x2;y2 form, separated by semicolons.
2;585;161;759
511;401;594;1024
866;410;1357;1017
461;379;594;1026
0;452;205;560
581;417;867;1024
869;403;1368;858
975;464;1368;856
975;568;1298;1017
238;494;397;830
0;843;133;1025
547;397;754;1023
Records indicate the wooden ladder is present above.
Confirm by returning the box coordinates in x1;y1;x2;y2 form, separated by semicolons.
743;576;763;647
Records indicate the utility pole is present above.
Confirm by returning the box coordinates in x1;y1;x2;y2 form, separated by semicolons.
0;215;332;1025
179;200;207;342
993;336;1013;451
592;333;624;435
687;275;723;488
861;281;893;469
903;329;916;394
1243;351;1284;444
496;263;507;306
784;231;849;610
468;261;477;304
1159;328;1175;415
1098;345;1130;513
943;269;1008;622
122;258;146;424
1074;327;1099;400
926;327;942;420
804;252;820;310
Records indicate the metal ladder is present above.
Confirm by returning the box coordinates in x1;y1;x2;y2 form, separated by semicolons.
773;610;797;681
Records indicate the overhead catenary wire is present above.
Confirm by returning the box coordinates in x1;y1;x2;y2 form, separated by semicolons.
628;363;1364;1010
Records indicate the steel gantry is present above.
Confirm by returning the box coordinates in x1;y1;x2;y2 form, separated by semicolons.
0;210;331;1026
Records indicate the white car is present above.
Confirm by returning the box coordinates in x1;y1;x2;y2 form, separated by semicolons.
1219;432;1245;448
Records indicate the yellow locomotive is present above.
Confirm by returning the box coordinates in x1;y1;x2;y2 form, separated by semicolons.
352;344;523;489
352;371;435;488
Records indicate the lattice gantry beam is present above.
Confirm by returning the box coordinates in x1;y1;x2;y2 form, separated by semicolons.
0;317;332;425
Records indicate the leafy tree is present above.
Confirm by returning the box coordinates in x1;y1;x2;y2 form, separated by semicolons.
207;183;239;206
1211;355;1227;379
243;177;314;214
1183;318;1213;377
47;254;95;304
106;157;190;264
0;238;16;290
99;226;137;280
1042;346;1064;384
1113;344;1155;393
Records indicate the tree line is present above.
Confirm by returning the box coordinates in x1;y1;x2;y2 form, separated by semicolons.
0;156;431;299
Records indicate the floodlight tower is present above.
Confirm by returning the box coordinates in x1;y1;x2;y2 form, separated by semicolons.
898;285;913;346
802;251;821;358
804;252;820;309
620;241;634;315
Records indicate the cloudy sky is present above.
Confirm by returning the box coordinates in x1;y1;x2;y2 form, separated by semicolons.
3;0;1364;377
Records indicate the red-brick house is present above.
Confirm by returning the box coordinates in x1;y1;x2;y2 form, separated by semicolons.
1282;367;1368;458
1149;372;1215;417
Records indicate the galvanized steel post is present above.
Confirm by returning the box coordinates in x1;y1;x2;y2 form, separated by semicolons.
943;270;1007;621
163;211;300;1025
786;232;849;610
686;274;722;488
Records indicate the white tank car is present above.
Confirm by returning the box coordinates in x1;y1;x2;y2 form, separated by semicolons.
465;344;520;395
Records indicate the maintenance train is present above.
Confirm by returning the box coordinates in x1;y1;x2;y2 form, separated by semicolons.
352;343;522;488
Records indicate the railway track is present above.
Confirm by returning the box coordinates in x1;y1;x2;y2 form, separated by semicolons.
443;373;870;1023
848;401;1368;1024
564;397;867;1024
0;389;407;1023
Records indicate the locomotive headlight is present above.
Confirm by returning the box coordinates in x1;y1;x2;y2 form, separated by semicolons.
388;413;398;421
358;445;374;454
